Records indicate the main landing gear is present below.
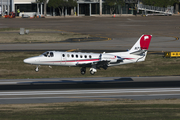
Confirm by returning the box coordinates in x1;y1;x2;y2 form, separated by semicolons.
81;67;86;75
80;67;97;75
90;68;97;75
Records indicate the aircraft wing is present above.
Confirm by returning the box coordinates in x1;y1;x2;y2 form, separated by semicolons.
76;60;110;68
76;54;124;69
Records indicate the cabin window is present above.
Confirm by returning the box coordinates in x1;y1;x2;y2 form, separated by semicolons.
84;55;87;58
76;55;78;58
67;54;70;57
80;55;83;58
62;54;65;57
71;54;74;58
89;55;92;58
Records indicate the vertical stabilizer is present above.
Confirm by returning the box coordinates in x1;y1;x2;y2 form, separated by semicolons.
129;35;152;54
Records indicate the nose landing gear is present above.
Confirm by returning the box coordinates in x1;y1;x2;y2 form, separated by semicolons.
35;65;40;72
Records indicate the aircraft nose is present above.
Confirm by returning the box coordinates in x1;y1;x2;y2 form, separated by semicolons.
23;58;31;64
24;57;38;64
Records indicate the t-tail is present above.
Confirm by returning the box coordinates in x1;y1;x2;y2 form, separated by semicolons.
127;34;152;62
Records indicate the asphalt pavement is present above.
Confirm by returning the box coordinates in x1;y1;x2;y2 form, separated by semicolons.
0;16;180;51
1;76;180;104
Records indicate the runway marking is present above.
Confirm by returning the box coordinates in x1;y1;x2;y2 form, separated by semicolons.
66;49;77;52
127;18;132;21
1;88;180;96
174;37;179;40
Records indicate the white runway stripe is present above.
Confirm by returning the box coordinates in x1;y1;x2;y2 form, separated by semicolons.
1;88;180;96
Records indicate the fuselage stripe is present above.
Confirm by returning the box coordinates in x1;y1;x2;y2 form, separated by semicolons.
41;58;100;63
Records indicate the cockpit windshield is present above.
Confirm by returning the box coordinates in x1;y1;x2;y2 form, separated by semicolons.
42;52;54;57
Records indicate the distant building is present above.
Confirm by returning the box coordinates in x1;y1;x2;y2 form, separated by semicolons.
77;0;138;16
1;0;179;16
0;0;44;16
0;0;11;15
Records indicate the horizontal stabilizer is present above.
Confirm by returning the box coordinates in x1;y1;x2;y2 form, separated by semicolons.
130;49;147;55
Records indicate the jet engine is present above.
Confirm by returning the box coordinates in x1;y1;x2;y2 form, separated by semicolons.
99;54;123;63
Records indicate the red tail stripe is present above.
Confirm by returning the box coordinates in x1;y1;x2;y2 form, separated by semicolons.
140;35;152;50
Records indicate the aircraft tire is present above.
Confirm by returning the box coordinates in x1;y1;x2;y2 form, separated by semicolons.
90;70;95;75
81;70;86;75
81;68;86;75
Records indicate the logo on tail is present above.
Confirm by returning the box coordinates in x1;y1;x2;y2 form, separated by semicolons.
140;35;152;50
129;35;152;55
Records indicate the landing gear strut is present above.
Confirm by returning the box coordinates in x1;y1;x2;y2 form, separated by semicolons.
81;67;86;75
35;65;39;72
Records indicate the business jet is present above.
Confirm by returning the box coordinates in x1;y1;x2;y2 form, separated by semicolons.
24;35;152;75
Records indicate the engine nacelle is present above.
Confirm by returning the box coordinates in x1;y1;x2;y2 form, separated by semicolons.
100;54;119;63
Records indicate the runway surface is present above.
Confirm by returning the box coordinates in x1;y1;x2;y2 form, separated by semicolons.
1;88;180;104
1;76;180;104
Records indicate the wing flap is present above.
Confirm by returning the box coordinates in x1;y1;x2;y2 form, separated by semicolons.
76;60;110;68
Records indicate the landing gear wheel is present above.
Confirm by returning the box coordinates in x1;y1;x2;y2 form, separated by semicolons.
35;67;39;72
81;67;86;75
81;70;86;75
90;70;95;75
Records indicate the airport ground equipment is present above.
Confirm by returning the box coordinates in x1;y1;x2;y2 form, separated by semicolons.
164;52;180;58
137;2;174;16
4;12;15;18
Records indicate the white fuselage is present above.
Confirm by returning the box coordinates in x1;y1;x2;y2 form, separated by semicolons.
24;51;146;67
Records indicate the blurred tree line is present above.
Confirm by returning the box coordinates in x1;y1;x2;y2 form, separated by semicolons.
37;0;77;16
104;0;125;14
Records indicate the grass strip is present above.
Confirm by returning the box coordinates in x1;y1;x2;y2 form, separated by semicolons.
0;99;180;120
0;28;90;43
